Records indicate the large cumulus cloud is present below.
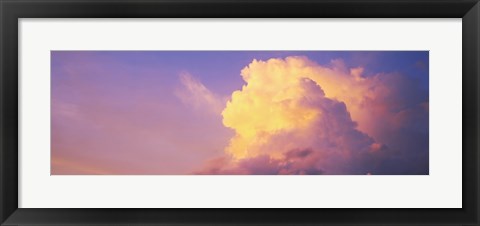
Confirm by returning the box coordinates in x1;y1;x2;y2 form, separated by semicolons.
195;56;428;175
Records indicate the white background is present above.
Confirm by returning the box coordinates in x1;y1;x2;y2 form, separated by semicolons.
19;19;462;208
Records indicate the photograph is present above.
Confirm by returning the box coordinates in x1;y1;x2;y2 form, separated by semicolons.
51;51;429;175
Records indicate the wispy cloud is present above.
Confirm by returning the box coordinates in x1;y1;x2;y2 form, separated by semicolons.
175;72;227;115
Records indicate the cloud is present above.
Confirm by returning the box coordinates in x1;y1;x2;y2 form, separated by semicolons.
175;72;227;115
196;56;428;175
195;149;324;175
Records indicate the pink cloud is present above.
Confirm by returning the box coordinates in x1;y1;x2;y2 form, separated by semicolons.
175;72;227;115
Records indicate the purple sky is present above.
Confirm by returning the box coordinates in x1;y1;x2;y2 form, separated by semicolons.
51;51;429;175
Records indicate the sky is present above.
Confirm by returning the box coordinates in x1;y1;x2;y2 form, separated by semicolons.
51;51;429;175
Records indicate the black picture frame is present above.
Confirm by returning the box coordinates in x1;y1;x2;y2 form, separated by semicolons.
1;0;479;225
